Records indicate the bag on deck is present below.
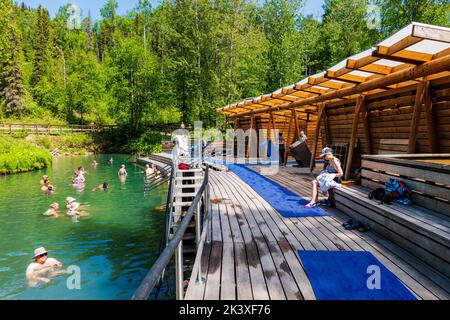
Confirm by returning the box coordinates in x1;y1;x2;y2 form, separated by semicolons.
368;188;387;204
178;163;190;170
384;178;412;205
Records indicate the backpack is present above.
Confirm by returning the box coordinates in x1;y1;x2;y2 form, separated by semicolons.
384;178;412;205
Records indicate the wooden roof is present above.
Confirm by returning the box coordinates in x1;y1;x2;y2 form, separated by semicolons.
217;22;450;118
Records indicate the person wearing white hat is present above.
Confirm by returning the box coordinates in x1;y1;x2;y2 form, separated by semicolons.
304;147;343;208
66;197;81;216
25;247;63;284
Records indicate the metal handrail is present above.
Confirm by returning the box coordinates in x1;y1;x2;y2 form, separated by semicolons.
131;165;209;300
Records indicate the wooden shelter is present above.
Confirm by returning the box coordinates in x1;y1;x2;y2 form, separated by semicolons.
217;22;450;179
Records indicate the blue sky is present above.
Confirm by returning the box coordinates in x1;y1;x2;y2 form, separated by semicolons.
19;0;325;21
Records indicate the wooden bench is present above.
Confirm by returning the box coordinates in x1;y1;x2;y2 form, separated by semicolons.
334;154;450;278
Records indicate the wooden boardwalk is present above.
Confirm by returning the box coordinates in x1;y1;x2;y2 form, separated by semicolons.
185;165;450;300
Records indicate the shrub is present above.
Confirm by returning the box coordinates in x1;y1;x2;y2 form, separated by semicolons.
0;137;52;174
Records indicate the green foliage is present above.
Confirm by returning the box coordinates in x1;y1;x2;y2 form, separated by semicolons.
127;131;164;155
0;136;52;174
1;0;449;142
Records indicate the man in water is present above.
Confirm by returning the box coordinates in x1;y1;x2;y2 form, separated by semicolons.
118;164;128;177
26;247;63;285
43;203;59;217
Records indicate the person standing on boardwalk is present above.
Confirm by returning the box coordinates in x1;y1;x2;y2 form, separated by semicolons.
279;132;286;165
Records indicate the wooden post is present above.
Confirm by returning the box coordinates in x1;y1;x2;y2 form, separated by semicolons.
323;109;331;146
424;82;438;153
293;110;300;141
361;102;373;154
246;115;254;158
408;80;428;154
284;111;295;165
234;118;239;130
309;103;326;172
344;95;365;180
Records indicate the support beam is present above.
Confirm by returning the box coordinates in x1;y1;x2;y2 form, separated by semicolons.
284;111;295;165
424;83;438;153
246;115;255;158
293;110;300;141
344;95;365;180
361;102;373;155
322;109;331;146
408;81;428;154
266;112;274;157
228;54;450;118
309;103;326;172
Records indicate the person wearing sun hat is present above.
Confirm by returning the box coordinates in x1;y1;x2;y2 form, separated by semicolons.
304;147;343;208
25;247;63;284
66;197;81;216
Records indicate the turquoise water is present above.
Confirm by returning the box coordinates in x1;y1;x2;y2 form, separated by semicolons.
0;154;173;299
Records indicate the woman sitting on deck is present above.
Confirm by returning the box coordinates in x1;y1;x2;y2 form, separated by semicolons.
304;147;343;208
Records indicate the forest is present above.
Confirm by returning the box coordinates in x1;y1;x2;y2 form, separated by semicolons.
0;0;449;138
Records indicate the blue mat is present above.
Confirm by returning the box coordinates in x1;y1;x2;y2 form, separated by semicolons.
298;250;416;300
226;163;330;217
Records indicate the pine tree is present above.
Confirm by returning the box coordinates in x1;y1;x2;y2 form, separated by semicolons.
0;0;26;116
31;5;50;86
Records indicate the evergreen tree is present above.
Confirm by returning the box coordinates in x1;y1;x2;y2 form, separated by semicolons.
0;0;26;116
30;5;50;86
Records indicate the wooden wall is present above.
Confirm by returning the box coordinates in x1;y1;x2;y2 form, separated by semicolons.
230;76;450;170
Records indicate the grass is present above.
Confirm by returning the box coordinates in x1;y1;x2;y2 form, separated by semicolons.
0;137;52;174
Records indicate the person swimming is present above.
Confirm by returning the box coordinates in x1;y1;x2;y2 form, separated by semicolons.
92;181;109;192
26;247;64;286
41;177;55;192
118;164;128;177
43;203;59;217
91;160;98;167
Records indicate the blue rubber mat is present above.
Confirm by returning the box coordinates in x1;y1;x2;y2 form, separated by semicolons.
298;250;417;300
226;163;330;217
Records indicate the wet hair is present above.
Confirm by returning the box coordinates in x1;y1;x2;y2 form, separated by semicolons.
103;181;108;189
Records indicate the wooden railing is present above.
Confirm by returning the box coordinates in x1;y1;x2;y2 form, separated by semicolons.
0;122;116;135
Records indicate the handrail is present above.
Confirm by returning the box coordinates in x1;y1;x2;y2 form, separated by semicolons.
131;165;209;300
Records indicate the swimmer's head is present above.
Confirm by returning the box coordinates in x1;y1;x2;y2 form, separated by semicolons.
121;164;125;168
103;181;108;189
50;202;59;209
33;247;48;262
146;164;150;168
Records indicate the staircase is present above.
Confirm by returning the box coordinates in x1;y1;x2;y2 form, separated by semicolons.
170;165;205;285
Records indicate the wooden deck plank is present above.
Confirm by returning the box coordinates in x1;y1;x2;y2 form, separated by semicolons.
267;169;448;300
187;163;449;300
218;171;314;299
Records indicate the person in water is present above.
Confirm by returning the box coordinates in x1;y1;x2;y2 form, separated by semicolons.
66;197;89;217
118;164;128;177
41;176;55;192
43;203;59;217
26;247;63;285
92;181;109;191
91;160;98;167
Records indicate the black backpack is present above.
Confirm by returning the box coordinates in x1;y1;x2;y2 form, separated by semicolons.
368;188;392;204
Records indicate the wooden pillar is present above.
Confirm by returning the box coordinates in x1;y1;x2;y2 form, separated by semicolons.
344;95;365;180
361;102;373;154
284;111;295;165
309;103;326;172
246;115;255;158
293;110;300;141
408;80;428;154
323;109;331;146
255;116;260;158
424;82;438;153
234;118;239;130
266;112;273;157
